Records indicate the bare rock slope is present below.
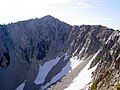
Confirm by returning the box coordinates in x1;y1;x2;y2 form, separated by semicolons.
0;15;119;90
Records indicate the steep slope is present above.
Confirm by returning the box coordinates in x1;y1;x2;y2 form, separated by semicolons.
48;25;114;90
89;30;120;90
0;15;119;90
0;15;72;90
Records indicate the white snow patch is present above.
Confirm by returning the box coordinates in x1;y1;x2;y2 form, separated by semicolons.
35;52;84;88
106;31;120;44
34;56;60;84
64;52;69;61
78;47;85;56
41;60;71;89
16;80;26;90
65;51;100;90
64;52;83;69
40;53;83;89
105;34;112;44
69;56;83;70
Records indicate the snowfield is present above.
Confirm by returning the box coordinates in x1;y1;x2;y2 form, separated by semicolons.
34;52;83;89
69;56;83;70
65;51;100;90
41;60;71;89
34;56;60;84
16;80;26;90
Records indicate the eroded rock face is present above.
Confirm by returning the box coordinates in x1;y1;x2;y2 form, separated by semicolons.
0;15;119;90
0;25;11;68
90;30;120;90
0;16;72;90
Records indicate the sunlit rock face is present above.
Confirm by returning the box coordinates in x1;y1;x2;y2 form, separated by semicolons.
89;30;120;90
0;15;119;90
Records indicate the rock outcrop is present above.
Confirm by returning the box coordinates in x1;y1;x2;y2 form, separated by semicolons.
0;15;119;90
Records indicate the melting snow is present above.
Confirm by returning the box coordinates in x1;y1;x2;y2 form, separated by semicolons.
34;56;60;84
62;52;82;70
41;60;71;89
64;52;69;61
16;80;26;90
41;53;83;89
69;56;83;70
65;51;100;90
35;52;84;88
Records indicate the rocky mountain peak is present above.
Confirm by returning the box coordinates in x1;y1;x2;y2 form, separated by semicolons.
0;15;120;90
41;15;57;20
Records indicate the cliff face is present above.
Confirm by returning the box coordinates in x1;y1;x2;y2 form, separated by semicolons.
90;30;120;90
0;15;119;90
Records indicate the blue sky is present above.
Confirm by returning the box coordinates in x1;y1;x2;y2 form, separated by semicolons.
0;0;119;29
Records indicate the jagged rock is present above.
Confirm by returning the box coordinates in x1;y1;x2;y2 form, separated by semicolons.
0;15;119;90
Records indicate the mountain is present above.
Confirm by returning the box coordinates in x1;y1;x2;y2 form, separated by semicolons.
0;15;120;90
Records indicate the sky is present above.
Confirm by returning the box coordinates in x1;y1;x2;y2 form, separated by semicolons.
0;0;120;30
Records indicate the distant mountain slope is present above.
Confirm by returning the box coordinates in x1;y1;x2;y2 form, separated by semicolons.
0;15;119;90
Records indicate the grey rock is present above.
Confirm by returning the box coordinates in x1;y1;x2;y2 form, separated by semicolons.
0;15;119;90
